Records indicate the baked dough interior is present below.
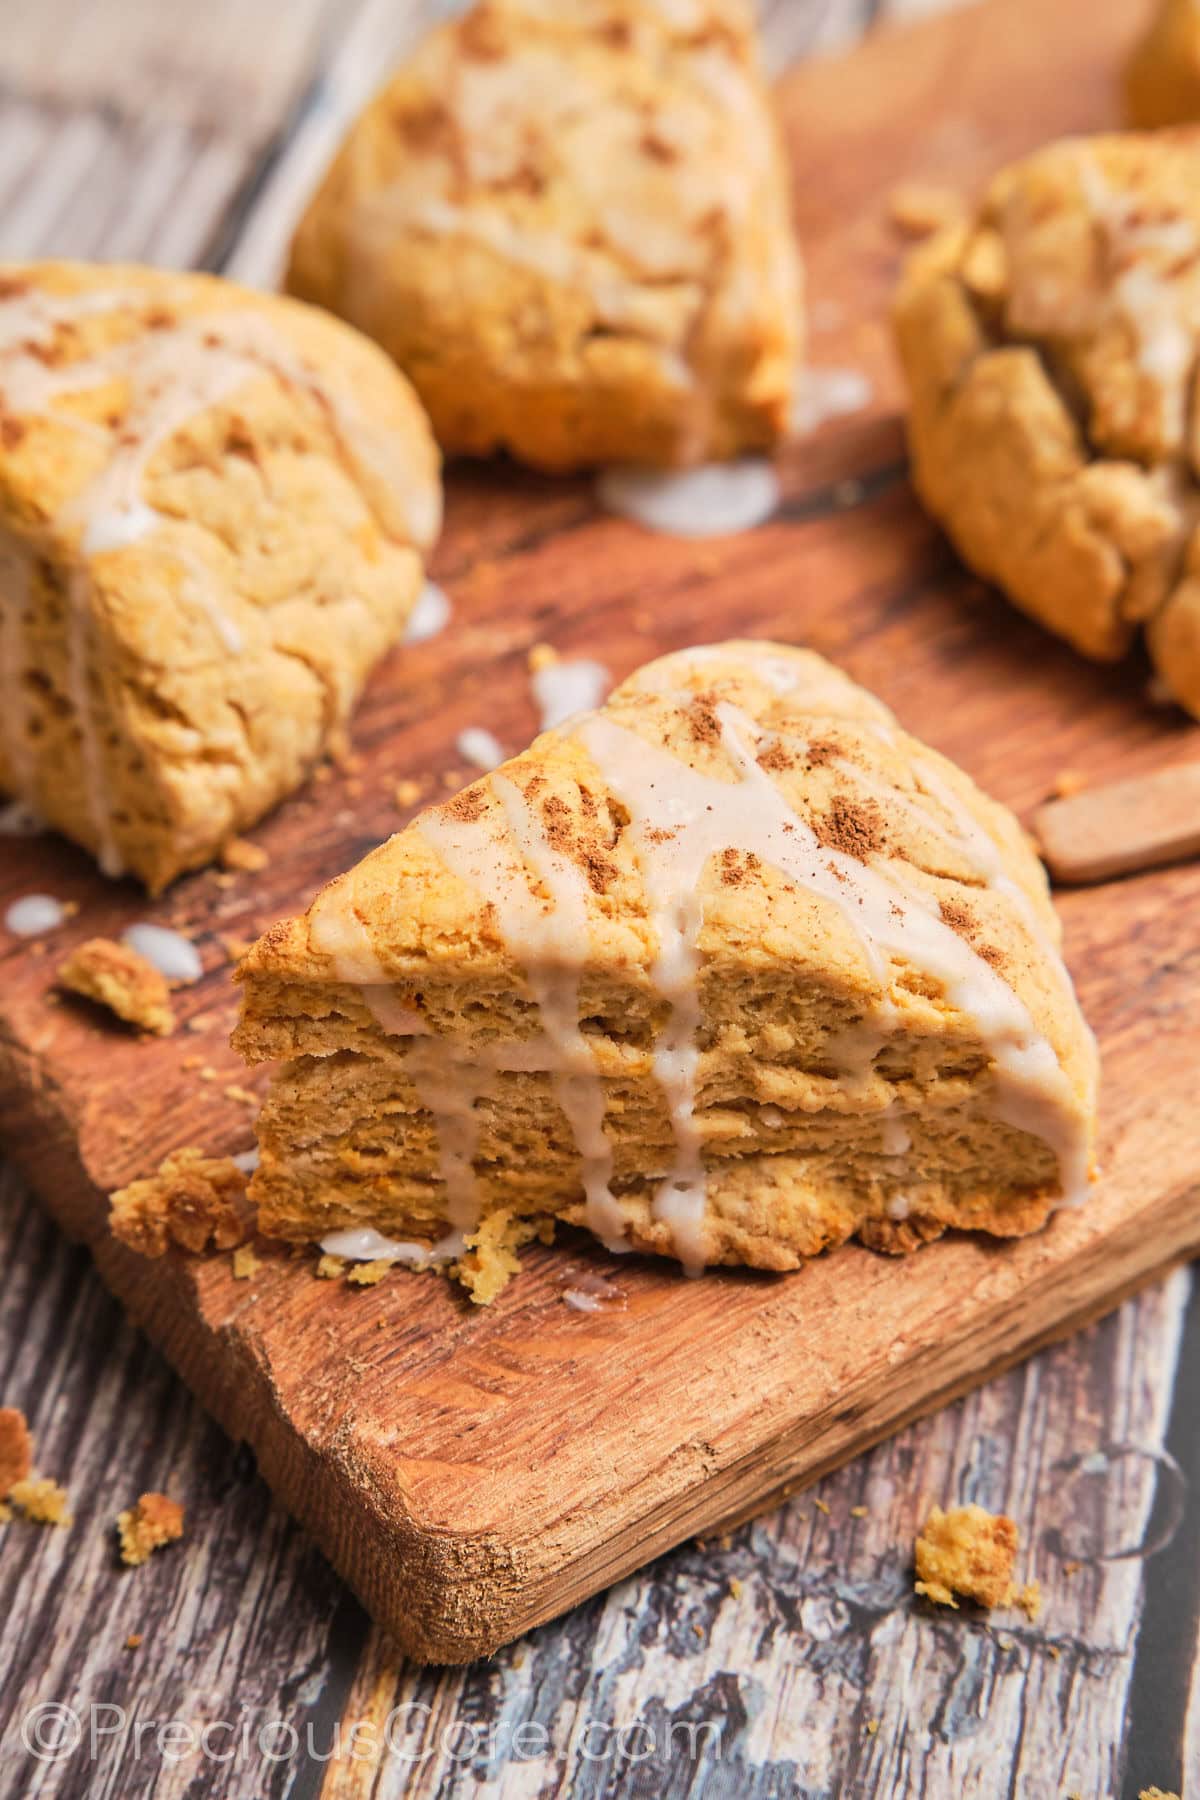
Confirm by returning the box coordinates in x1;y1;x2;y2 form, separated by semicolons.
235;642;1098;1299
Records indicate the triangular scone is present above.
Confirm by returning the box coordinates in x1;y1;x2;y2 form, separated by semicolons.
0;262;440;891
235;642;1098;1297
286;0;801;471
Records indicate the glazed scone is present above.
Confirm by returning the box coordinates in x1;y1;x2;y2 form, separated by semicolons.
286;0;801;471
235;642;1098;1297
1126;0;1200;127
0;263;440;891
895;132;1200;719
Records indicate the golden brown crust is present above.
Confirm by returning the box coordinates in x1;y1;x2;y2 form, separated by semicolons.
58;937;176;1035
0;261;440;890
286;0;801;470
109;1148;251;1257
894;132;1200;716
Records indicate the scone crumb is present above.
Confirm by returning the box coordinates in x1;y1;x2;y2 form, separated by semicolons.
813;1497;830;1516
346;1258;393;1287
1016;1579;1042;1623
1139;1789;1181;1799
0;1406;33;1497
528;642;559;673
728;1577;743;1598
109;1149;252;1257
1051;770;1087;799
888;179;964;238
394;777;425;809
231;1245;262;1280
125;1633;143;1651
455;1209;540;1305
220;836;269;873
117;1492;185;1566
11;1476;72;1526
865;1718;880;1737
316;1254;347;1280
914;1503;1020;1609
58;938;175;1036
851;1504;869;1518
223;1083;259;1108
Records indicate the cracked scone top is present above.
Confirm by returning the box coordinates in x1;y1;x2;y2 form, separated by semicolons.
235;642;1098;1294
285;0;801;471
894;131;1200;718
0;262;440;891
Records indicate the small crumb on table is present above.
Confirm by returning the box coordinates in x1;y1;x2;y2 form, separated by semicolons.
220;836;269;873
117;1493;185;1566
346;1258;393;1287
231;1244;262;1280
109;1149;252;1257
58;938;176;1036
888;179;964;238
10;1476;72;1527
914;1503;1026;1610
0;1406;33;1497
125;1633;143;1651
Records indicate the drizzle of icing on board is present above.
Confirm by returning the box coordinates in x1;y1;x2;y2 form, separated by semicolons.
595;460;780;537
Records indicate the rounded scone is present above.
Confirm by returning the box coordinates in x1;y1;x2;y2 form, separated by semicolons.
235;641;1098;1298
1126;0;1200;127
0;262;440;891
894;131;1200;719
286;0;802;472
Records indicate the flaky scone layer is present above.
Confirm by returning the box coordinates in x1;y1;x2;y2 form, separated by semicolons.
0;261;440;890
236;642;1098;1288
894;131;1200;718
286;0;801;471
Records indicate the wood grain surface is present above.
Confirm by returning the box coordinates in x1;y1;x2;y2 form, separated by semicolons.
2;0;1198;1792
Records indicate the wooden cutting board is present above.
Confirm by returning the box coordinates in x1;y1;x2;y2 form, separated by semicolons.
1;0;1195;1667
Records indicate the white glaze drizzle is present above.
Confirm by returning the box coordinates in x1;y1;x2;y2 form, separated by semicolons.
456;727;506;771
595;460;779;538
307;897;481;1232
575;702;1090;1254
1073;154;1199;448
320;1225;464;1264
121;922;203;983
5;893;66;936
0;282;436;875
403;579;451;644
310;652;1089;1269
531;658;611;732
420;776;627;1250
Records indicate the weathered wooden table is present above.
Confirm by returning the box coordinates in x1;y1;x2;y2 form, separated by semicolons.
0;0;1196;1793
